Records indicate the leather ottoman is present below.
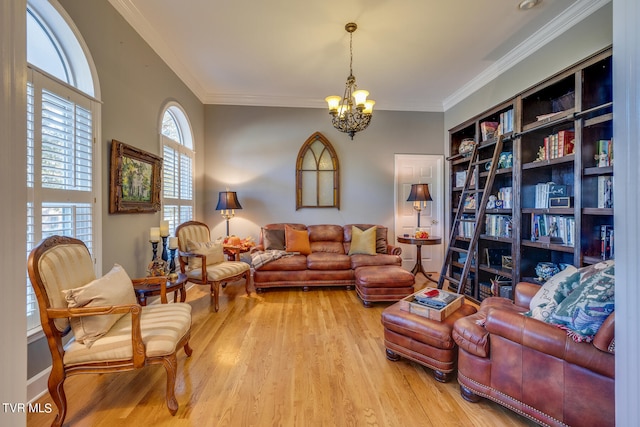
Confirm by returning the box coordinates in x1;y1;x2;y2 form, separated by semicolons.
381;301;477;382
355;265;415;307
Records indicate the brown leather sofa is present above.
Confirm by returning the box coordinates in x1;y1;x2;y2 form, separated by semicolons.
253;223;403;291
452;282;615;427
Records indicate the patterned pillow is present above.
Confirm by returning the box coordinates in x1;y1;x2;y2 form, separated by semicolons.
550;260;615;342
187;239;225;270
526;265;580;322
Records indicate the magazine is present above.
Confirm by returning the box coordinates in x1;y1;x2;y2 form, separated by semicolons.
413;288;458;309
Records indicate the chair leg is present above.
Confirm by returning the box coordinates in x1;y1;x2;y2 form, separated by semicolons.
48;366;67;427
244;270;251;295
161;353;179;415
210;281;220;312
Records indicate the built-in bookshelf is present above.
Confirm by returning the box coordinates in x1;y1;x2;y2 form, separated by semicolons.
447;47;613;302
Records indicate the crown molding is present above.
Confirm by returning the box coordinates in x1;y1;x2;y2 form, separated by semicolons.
442;0;611;111
107;0;207;103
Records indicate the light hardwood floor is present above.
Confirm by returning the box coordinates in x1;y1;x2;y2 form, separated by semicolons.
28;275;536;427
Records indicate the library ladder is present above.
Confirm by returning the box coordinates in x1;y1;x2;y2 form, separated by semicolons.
437;135;505;294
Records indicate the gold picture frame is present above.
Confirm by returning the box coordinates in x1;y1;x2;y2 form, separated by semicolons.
109;139;162;214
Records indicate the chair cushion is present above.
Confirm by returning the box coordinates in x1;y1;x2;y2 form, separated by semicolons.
348;226;377;255
285;225;311;255
186;261;249;281
187;239;225;271
62;264;138;348
64;303;192;365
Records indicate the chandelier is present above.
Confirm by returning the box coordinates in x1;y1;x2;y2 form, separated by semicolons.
325;22;375;140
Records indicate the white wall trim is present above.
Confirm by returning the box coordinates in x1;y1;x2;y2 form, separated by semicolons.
613;0;640;424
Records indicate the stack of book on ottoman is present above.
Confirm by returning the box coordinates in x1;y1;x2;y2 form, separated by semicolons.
398;287;464;321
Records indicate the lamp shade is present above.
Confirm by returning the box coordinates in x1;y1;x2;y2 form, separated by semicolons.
406;184;432;202
215;191;242;210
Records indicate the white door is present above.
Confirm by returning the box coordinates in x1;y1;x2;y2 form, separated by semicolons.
394;154;444;275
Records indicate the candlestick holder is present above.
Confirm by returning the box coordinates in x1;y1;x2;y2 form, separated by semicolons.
169;248;177;273
161;235;169;263
150;240;159;261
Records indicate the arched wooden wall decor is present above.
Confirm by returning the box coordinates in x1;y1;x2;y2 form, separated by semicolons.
296;132;340;210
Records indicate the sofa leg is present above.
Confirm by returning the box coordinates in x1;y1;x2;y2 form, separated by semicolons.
303;286;310;292
385;348;401;361
460;384;481;403
255;287;264;293
345;285;352;290
433;370;450;383
362;300;373;308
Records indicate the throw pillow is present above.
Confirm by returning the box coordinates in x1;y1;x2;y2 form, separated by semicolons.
62;264;137;348
187;239;225;270
526;265;580;322
348;225;377;255
263;228;286;250
550;260;615;342
375;227;388;254
284;225;311;255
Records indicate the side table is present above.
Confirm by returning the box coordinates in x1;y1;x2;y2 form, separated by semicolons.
133;273;188;306
397;236;442;283
223;244;251;261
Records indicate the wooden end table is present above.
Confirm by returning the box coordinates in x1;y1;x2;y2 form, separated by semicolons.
223;244;251;261
133;273;188;306
397;236;442;283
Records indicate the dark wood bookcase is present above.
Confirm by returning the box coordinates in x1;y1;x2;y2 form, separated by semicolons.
447;47;613;302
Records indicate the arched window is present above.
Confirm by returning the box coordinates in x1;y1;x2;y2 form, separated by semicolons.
161;103;194;235
296;132;340;210
26;0;101;334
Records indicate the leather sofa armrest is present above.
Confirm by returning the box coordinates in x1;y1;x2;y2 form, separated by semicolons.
485;309;615;378
514;282;540;309
387;245;402;256
452;310;491;357
593;313;615;354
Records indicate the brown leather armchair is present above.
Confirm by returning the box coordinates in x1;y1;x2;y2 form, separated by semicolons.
452;282;614;427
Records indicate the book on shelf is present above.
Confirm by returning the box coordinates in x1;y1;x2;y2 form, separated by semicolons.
534;182;568;208
597;175;614;208
484;214;512;238
596;139;613;167
541;130;575;160
532;214;575;245
480;121;498;141
600;225;614;259
499;109;514;134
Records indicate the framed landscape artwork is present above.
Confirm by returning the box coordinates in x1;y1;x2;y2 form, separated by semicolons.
109;139;162;213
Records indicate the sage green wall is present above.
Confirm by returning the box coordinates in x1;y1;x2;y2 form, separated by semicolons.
445;3;613;133
27;0;205;380
203;105;444;242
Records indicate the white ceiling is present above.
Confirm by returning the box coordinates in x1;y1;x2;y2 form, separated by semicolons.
108;0;608;112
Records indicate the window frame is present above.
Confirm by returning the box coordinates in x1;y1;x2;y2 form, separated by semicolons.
26;0;102;337
160;103;195;236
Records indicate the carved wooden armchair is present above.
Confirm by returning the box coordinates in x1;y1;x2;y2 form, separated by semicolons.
27;236;193;427
176;221;251;311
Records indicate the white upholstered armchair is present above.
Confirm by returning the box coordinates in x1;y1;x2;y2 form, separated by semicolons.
175;220;251;312
27;236;193;427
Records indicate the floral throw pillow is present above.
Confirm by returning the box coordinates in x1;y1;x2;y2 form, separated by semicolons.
525;265;580;322
550;260;615;342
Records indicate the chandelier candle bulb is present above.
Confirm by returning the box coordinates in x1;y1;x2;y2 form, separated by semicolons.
149;227;160;242
352;89;369;108
160;220;169;237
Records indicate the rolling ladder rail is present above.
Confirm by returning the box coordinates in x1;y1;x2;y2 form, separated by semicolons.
438;135;505;294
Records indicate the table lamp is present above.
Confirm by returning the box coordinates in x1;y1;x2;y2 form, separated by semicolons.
216;190;242;236
406;183;432;227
